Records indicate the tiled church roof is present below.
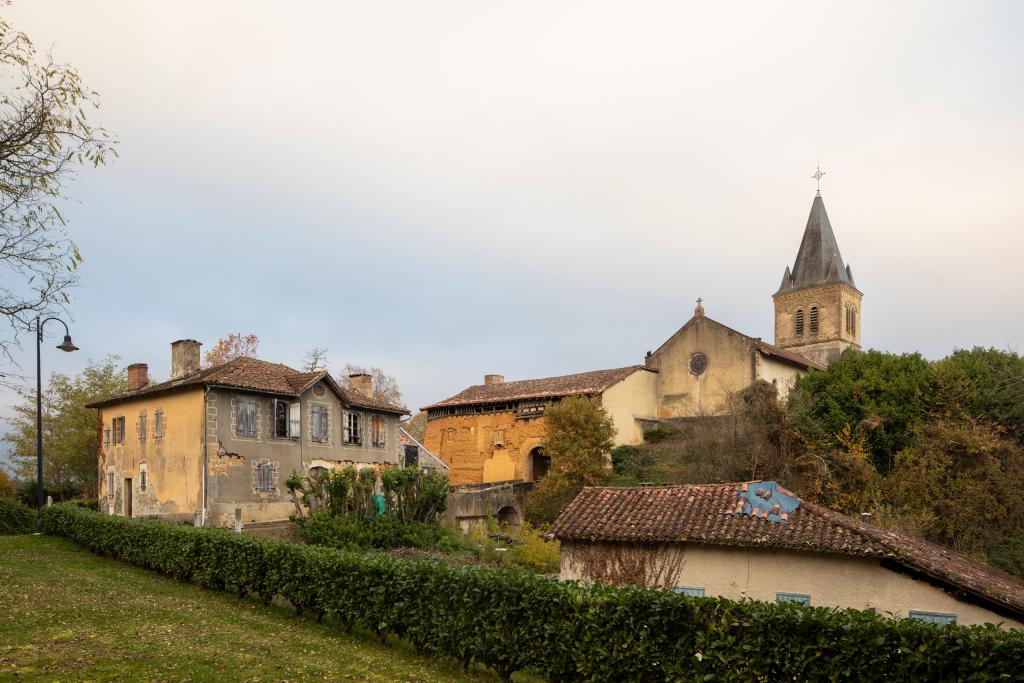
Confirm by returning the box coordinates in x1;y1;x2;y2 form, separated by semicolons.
550;483;1024;619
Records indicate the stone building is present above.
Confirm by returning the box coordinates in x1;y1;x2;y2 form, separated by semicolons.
422;367;657;486
88;339;408;526
424;190;852;486
773;191;862;366
550;483;1024;629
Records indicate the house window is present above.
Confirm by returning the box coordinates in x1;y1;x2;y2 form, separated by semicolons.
493;429;505;448
138;412;147;441
809;307;819;335
795;309;804;336
255;462;275;493
371;415;386;448
154;410;164;438
107;470;115;499
672;586;705;597
275;400;300;438
909;611;956;625
112;416;125;444
344;411;361;445
139;464;148;492
103;428;110;446
311;405;329;443
236;396;257;437
776;593;811;605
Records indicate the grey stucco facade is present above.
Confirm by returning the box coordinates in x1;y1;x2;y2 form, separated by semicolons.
204;380;404;526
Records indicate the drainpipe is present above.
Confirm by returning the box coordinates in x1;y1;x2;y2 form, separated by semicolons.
200;386;209;527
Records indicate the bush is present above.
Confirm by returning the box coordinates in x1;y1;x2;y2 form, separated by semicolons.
40;505;1024;682
301;511;459;551
511;524;560;574
0;496;35;535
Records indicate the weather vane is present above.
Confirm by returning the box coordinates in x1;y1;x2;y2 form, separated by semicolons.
812;165;826;192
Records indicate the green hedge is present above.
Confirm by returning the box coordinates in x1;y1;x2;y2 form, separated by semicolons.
301;510;466;552
40;505;1024;682
0;496;36;535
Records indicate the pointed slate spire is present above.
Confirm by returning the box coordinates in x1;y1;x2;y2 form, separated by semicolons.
777;194;855;293
778;265;793;292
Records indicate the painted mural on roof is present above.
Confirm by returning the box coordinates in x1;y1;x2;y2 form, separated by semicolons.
727;480;800;524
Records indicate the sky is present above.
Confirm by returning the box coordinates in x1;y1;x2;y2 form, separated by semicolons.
2;1;1023;466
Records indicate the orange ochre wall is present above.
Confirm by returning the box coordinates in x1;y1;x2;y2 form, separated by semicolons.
423;412;547;486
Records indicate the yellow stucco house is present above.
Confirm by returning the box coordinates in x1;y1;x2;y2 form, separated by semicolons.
87;339;408;526
424;190;846;486
550;482;1024;629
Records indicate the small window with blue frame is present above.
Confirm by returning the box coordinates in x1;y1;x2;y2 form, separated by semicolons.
908;611;956;625
672;586;705;598
776;592;811;605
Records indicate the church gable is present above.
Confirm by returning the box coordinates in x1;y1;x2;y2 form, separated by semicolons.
646;310;761;419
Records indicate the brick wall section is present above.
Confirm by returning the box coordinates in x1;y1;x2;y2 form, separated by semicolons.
423;412;547;486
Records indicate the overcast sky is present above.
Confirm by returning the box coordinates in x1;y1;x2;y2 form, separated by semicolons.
2;1;1023;462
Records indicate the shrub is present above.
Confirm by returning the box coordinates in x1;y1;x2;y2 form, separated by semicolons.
0;496;35;535
512;524;560;574
41;505;1024;682
301;511;460;551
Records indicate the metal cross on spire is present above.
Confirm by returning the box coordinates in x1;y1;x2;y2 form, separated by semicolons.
812;165;826;193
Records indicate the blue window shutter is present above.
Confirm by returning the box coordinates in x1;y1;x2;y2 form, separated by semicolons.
776;593;811;605
909;611;956;625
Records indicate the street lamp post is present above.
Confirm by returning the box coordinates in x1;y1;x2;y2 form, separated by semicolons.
36;315;78;530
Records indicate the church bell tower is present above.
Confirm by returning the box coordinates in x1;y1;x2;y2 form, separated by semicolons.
773;176;862;366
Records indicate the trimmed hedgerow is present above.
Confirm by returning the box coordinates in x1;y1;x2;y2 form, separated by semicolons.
0;496;35;535
40;505;1024;682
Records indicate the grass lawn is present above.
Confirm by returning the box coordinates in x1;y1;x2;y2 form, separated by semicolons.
0;534;506;682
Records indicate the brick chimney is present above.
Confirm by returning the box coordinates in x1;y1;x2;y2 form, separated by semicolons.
127;363;149;391
484;374;505;386
348;373;373;397
171;339;201;380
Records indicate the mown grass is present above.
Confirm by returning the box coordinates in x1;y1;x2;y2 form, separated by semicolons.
0;534;509;682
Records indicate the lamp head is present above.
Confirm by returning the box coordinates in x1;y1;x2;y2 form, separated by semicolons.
56;335;78;352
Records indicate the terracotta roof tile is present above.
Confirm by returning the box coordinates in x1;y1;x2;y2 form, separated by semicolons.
87;357;407;414
423;366;655;410
756;340;826;370
550;484;1024;618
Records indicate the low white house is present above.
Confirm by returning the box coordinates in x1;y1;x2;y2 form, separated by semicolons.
550;482;1024;629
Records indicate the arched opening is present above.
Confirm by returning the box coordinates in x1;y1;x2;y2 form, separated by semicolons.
809;306;819;335
496;505;521;534
528;447;550;481
795;309;804;336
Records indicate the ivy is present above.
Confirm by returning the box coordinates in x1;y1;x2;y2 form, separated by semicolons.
40;505;1024;682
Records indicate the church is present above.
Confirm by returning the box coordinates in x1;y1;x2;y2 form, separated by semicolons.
423;186;862;486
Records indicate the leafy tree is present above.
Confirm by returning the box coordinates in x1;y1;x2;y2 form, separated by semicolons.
787;350;933;473
402;411;428;442
341;363;402;405
932;347;1024;443
0;468;15;497
0;16;116;363
302;346;329;372
2;356;126;498
203;333;259;368
527;396;615;523
883;418;1024;556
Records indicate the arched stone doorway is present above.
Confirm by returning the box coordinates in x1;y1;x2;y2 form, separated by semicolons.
496;505;521;534
527;447;550;481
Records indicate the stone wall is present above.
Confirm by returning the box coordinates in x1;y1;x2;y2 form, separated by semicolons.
423;411;546;486
773;281;861;365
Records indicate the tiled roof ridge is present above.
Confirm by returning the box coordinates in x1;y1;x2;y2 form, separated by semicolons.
423;365;653;410
550;483;1024;617
86;356;407;414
